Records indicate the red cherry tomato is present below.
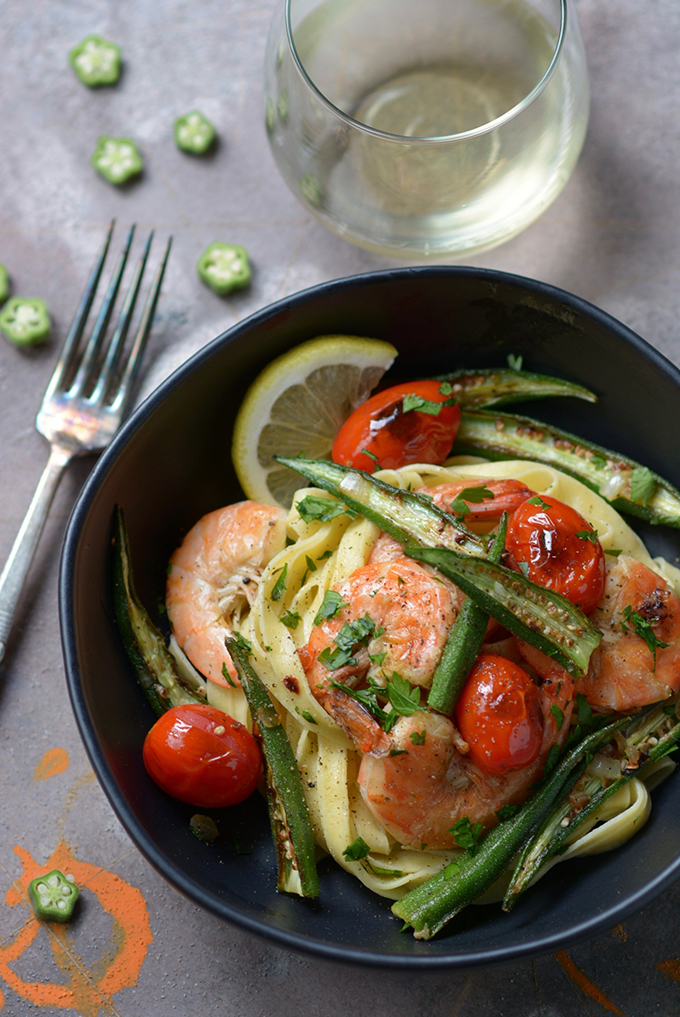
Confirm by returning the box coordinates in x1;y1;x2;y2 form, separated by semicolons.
455;654;543;776
331;380;461;473
143;704;262;808
506;496;606;614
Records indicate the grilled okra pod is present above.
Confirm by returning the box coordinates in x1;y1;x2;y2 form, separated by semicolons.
428;514;508;714
504;708;680;909
455;409;680;528
392;717;628;939
438;368;597;409
113;507;206;716
226;636;320;898
276;455;488;556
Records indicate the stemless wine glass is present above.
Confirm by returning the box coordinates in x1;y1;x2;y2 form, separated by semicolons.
264;0;589;259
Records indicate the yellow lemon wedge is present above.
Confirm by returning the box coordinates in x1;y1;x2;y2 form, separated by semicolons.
232;335;398;507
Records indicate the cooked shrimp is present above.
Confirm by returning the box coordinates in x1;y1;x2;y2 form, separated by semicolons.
518;555;680;713
299;558;461;754
166;501;287;686
369;477;533;564
358;671;573;849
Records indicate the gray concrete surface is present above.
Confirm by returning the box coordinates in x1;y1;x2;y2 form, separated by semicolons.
2;0;680;1014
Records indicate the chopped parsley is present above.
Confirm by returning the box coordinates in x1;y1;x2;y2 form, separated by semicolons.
296;494;356;524
517;560;530;577
438;381;455;396
526;495;551;509
550;704;565;730
409;729;426;745
305;555;317;573
449;816;484;855
576;692;593;728
402;393;446;415
270;564;288;602
449;484;495;517
314;589;348;626
496;804;519;822
300;709;317;724
630;466;656;507
280;609;302;630
606;548;623;557
316;549;333;561
221;661;237;688
230;631;252;655
507;353;523;371
361;448;379;465
620;604;670;670
576;528;599;543
385;671;426;717
342;836;371;862
390;747;409;756
368;650;387;668
318;614;376;671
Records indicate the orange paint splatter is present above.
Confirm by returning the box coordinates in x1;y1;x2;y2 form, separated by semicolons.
0;840;153;1015
33;747;70;781
657;958;680;981
555;951;625;1015
611;924;628;942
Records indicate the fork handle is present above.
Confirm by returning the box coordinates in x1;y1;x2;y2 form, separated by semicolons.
0;445;73;663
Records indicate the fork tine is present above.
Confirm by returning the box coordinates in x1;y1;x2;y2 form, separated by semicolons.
88;228;152;405
110;236;172;416
68;223;136;397
42;220;115;402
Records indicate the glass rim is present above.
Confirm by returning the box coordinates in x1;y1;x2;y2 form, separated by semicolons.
284;0;568;144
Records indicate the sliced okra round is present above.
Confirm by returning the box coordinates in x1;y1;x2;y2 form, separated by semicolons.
197;242;251;296
28;869;79;923
0;297;50;346
91;136;143;185
69;35;121;87
174;111;216;154
0;264;9;305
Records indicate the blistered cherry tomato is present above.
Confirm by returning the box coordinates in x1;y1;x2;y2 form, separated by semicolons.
331;380;461;473
455;654;543;775
143;704;262;808
506;496;606;614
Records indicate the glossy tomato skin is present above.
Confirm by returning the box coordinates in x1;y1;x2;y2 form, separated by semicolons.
143;704;262;808
331;380;461;473
455;654;543;776
506;496;606;614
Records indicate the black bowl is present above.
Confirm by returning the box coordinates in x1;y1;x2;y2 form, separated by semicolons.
60;266;680;968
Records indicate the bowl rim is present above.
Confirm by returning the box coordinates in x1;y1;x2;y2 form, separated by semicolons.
59;264;680;968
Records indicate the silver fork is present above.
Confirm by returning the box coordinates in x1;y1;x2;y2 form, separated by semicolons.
0;221;172;663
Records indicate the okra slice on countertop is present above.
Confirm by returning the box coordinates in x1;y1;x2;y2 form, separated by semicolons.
91;137;143;185
175;111;216;154
197;242;251;295
438;367;597;409
69;34;121;86
29;870;79;923
226;636;320;898
0;297;50;346
113;507;206;716
455;408;680;528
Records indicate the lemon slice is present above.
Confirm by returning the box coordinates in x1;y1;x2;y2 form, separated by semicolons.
232;335;397;507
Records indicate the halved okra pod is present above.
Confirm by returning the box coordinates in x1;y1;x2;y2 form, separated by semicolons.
226;636;320;899
438;367;597;409
113;507;206;716
455;408;680;528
